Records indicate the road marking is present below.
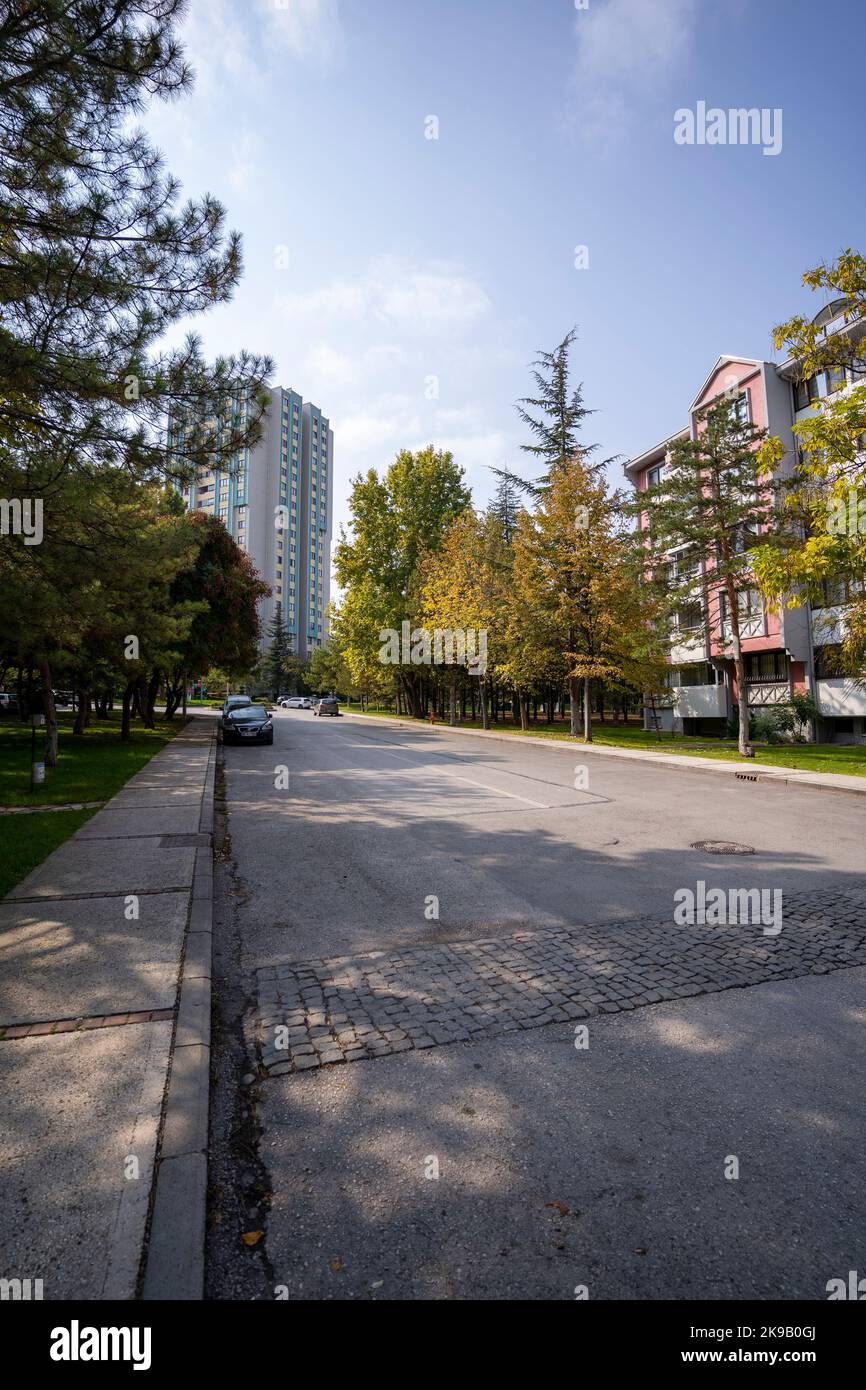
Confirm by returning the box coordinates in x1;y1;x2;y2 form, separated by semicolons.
331;734;552;808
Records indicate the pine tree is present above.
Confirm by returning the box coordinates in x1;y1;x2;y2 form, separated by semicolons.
487;474;521;543
264;604;290;700
496;327;607;498
0;0;272;486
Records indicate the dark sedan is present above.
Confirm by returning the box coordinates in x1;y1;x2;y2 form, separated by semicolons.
220;703;274;745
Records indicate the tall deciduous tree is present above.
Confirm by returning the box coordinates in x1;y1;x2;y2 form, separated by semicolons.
511;455;649;741
334;446;470;717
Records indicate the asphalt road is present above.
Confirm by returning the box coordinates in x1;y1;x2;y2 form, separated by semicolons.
224;710;864;968
207;710;866;1300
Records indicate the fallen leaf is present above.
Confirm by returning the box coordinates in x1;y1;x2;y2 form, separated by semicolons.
545;1201;569;1217
242;1230;264;1247
330;1257;342;1272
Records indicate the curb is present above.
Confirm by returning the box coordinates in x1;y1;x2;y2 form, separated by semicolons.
341;711;866;799
142;719;216;1301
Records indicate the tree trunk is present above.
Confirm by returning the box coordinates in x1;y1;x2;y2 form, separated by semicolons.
137;675;155;729
40;660;59;766
146;668;161;726
583;677;593;742
73;689;89;736
449;669;457;727
569;675;581;737
726;581;753;757
519;692;530;732
480;679;490;730
121;682;134;741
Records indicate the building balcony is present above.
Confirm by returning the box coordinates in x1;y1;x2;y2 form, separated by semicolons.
816;678;866;718
746;681;791;708
720;612;766;642
673;685;727;719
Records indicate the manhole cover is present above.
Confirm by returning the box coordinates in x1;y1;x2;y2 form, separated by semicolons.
691;840;755;855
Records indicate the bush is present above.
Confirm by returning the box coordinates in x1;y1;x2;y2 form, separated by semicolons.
749;710;785;743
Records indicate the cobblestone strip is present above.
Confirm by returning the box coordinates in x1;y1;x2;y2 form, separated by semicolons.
249;882;866;1075
0;1008;173;1039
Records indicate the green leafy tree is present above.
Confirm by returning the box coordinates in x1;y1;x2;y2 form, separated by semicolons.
511;455;651;740
753;249;866;673
638;398;771;757
334;446;470;717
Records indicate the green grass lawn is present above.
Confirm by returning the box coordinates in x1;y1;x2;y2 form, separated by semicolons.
0;808;96;900
345;706;866;777
0;712;184;897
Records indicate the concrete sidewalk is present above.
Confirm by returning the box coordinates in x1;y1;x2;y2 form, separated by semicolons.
0;715;216;1300
343;711;866;798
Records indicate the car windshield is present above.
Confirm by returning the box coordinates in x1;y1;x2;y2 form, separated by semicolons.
230;705;268;722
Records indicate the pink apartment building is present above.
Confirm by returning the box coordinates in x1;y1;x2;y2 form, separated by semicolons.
624;300;866;745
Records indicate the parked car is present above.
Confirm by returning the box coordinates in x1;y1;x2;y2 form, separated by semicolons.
53;690;73;706
313;696;340;717
280;696;312;709
220;703;274;745
222;694;251;719
0;691;20;715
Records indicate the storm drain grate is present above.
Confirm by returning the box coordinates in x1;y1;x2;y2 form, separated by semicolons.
691;840;756;855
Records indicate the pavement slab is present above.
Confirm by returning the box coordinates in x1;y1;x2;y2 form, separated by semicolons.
0;715;216;1301
5;838;196;900
0;891;187;1026
76;804;202;840
0;1021;172;1299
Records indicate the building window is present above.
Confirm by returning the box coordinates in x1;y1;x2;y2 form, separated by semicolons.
671;662;718;688
675;603;703;632
744;651;788;683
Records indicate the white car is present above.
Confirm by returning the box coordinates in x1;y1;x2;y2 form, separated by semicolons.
279;696;311;709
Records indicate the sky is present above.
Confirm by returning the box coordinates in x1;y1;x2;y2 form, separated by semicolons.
145;0;866;554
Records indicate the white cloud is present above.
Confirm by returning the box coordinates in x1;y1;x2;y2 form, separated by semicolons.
225;131;268;197
278;256;491;338
573;0;696;142
262;0;346;68
338;397;423;453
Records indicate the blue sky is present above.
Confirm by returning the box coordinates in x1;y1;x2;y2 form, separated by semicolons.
146;0;866;542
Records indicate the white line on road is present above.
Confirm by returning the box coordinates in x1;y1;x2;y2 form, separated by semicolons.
331;734;553;808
